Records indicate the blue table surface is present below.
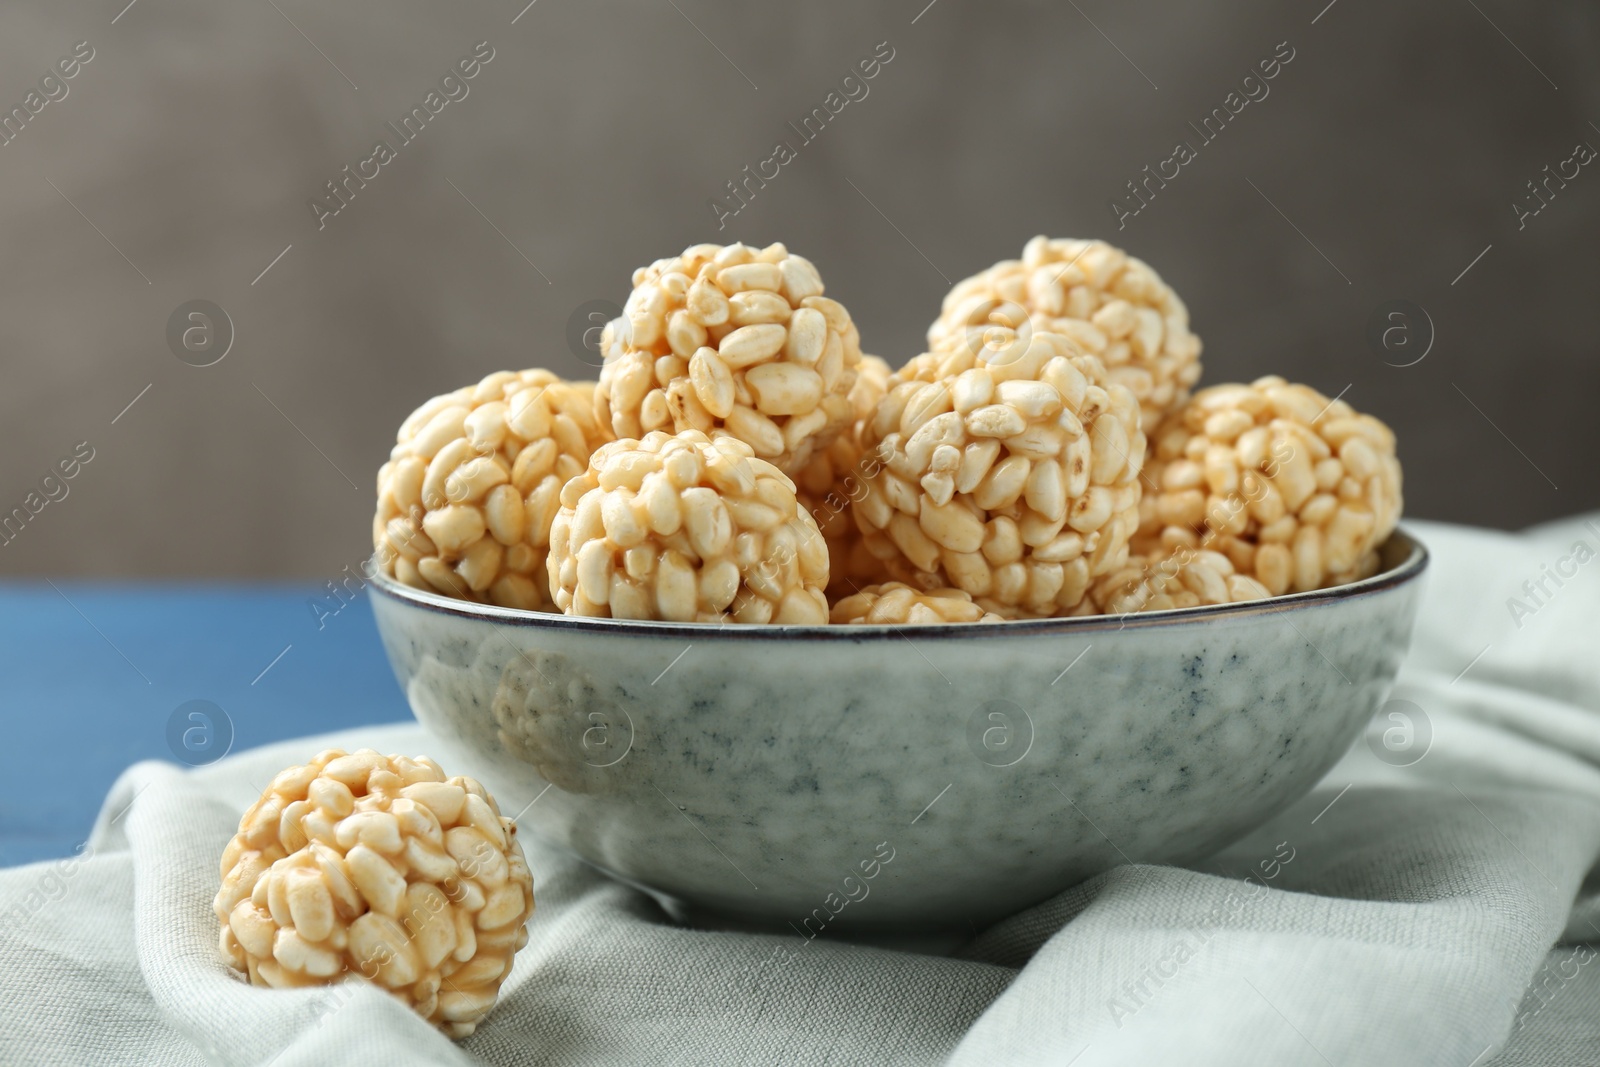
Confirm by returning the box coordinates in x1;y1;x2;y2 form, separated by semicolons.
0;583;410;868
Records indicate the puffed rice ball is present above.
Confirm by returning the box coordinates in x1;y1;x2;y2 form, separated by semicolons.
594;242;863;474
1135;376;1403;595
854;331;1146;617
793;354;895;599
374;370;610;611
796;430;887;601
548;430;830;623
1079;549;1273;615
213;749;534;1039
927;236;1202;431
843;353;894;424
830;582;1006;624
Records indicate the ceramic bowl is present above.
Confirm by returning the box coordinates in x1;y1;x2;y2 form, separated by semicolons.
369;530;1427;933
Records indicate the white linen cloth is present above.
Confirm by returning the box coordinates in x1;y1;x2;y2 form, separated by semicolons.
3;515;1599;1066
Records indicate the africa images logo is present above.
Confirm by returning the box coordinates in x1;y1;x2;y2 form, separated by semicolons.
1108;40;1296;229
0;40;95;148
308;42;496;230
707;41;896;230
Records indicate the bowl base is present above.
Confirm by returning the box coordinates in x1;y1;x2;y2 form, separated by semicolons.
655;893;974;957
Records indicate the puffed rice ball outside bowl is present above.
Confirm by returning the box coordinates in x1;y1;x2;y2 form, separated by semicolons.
368;525;1428;933
214;749;534;1038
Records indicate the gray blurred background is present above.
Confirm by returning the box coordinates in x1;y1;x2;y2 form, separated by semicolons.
1;0;1595;579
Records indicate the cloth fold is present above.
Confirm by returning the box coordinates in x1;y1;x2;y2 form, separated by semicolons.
3;515;1599;1066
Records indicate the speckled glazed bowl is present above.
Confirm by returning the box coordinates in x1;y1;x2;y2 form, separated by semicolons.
369;530;1427;932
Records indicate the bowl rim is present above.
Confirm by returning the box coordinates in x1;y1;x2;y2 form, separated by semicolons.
367;527;1428;641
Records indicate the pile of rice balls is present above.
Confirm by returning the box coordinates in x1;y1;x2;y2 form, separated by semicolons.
374;237;1402;625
